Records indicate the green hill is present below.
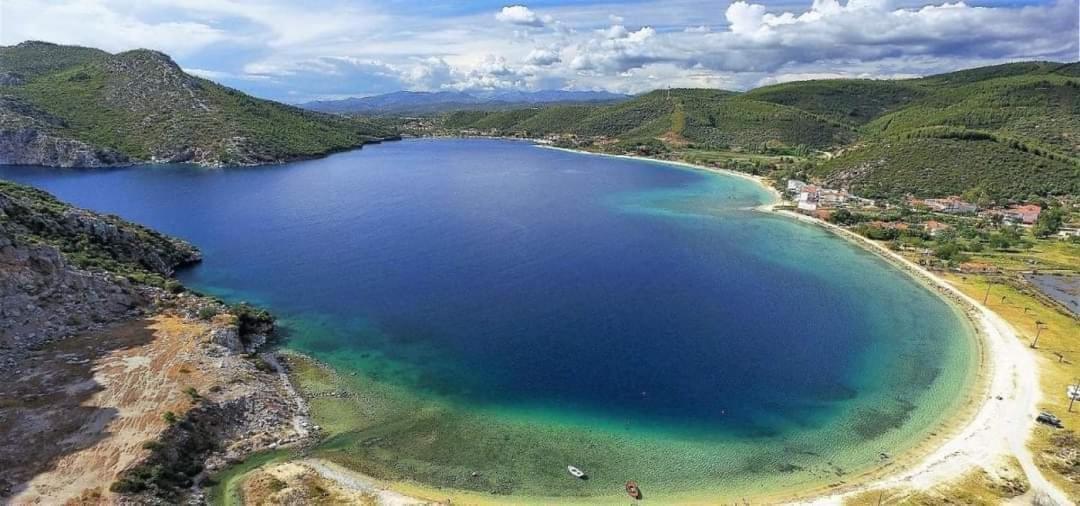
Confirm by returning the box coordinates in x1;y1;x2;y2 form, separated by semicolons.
914;61;1078;86
816;133;1079;199
864;74;1080;157
438;61;1078;199
0;41;395;167
3;44;1076;199
0;42;108;82
443;89;851;151
740;79;928;126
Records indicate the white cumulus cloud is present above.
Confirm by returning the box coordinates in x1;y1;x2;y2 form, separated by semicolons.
525;48;562;66
495;5;550;28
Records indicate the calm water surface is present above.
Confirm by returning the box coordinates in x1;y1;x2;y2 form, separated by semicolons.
0;139;977;499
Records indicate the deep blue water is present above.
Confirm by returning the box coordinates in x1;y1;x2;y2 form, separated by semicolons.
0;139;973;440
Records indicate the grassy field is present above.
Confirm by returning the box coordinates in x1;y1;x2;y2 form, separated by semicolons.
943;271;1080;500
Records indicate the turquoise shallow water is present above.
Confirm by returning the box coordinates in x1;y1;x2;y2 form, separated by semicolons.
0;139;978;499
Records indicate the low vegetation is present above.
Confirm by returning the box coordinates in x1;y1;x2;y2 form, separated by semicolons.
112;404;228;499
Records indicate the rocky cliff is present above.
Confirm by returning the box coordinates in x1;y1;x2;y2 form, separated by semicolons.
0;180;199;364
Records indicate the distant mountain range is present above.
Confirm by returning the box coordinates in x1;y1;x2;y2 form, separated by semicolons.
300;90;629;116
0;41;396;167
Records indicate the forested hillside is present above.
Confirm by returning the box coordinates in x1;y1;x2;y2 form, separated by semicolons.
438;61;1079;199
0;41;396;167
444;89;852;151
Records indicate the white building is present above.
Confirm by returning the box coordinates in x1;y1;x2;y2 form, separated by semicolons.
787;179;807;196
797;185;819;212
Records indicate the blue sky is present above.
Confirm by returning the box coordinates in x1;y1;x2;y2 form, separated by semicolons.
2;0;1076;103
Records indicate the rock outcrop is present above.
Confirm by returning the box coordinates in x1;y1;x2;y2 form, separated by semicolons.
0;181;200;364
0;127;129;167
0;95;129;167
0;179;307;504
0;229;143;363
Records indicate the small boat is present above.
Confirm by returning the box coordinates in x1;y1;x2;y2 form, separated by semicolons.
626;480;642;499
567;465;586;479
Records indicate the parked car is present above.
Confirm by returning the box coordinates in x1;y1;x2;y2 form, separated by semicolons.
1037;411;1064;428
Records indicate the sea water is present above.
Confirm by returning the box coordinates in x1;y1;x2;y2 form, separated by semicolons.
0;138;977;500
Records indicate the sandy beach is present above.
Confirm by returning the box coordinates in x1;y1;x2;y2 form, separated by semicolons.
777;210;1069;505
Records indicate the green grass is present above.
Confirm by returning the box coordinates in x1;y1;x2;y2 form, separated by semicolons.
207;449;293;506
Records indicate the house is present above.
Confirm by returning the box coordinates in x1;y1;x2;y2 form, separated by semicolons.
847;196;876;208
923;196;978;214
923;220;952;236
1002;204;1042;225
1056;225;1080;239
786;179;808;196
817;189;849;207
797;185;819;212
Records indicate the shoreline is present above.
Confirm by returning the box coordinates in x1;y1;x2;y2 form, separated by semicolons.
538;144;1063;503
215;141;1064;504
773;210;1066;504
536;143;785;205
543;143;1064;503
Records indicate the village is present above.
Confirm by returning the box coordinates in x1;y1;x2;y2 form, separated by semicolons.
784;179;1080;271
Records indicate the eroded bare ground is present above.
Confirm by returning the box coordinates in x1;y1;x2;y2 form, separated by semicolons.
0;313;310;505
240;460;435;506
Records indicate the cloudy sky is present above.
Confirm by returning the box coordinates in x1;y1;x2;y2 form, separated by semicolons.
2;0;1077;102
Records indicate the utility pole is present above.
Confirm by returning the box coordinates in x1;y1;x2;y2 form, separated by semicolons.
1069;378;1079;413
1031;321;1046;348
982;277;993;304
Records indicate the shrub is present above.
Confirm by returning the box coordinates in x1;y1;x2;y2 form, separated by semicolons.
182;387;200;401
934;242;969;262
164;279;184;294
196;306;219;320
232;303;274;336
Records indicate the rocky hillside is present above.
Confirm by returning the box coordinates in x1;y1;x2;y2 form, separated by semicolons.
0;179;310;504
0;41;397;167
0;179;201;357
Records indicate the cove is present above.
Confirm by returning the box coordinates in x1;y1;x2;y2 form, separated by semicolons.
0;138;977;500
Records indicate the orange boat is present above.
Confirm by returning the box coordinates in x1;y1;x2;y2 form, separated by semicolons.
625;480;642;500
